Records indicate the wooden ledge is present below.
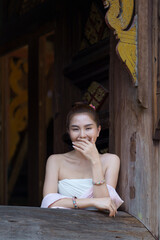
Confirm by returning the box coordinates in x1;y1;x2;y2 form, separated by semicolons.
0;206;155;239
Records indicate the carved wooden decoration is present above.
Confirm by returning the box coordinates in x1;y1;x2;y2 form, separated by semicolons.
9;58;28;161
8;0;46;17
80;2;110;50
102;0;137;85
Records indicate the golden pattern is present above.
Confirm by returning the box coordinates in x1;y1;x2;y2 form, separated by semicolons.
9;58;28;161
80;2;110;50
103;0;137;85
83;81;108;110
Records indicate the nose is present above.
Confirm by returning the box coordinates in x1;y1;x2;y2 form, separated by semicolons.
79;129;86;138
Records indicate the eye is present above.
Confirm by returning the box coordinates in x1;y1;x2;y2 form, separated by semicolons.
86;127;92;130
72;128;79;131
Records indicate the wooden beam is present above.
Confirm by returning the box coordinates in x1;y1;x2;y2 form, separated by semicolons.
0;57;9;204
8;134;28;199
28;37;40;206
38;35;47;204
0;207;156;240
137;0;151;108
28;36;47;206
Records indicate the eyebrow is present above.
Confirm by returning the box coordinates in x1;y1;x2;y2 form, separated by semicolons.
71;124;94;128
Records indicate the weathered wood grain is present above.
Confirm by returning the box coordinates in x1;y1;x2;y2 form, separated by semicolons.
109;18;159;238
0;57;9;205
137;0;151;108
0;206;155;240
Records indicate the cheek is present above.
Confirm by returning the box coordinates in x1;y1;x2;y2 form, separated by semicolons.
87;129;99;140
68;131;79;140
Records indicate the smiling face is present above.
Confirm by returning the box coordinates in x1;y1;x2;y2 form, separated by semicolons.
68;113;101;143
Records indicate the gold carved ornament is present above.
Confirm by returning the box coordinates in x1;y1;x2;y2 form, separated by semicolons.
102;0;137;85
9;58;28;162
80;2;110;50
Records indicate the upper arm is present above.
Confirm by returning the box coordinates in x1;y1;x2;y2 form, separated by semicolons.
104;154;120;189
43;155;60;197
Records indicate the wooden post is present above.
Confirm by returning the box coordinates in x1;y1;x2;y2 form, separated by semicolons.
38;35;47;203
0;57;9;204
28;37;46;206
137;0;151;108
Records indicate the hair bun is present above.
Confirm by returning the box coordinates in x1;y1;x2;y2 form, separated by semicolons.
72;101;87;108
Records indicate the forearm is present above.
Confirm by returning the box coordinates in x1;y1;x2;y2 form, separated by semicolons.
92;161;109;198
49;198;95;209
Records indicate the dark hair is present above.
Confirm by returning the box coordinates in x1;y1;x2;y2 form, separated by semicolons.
66;102;100;129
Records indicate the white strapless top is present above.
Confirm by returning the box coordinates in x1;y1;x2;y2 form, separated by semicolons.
58;179;92;198
41;178;124;209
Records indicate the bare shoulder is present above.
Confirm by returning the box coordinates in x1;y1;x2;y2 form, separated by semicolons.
46;153;65;169
100;153;120;167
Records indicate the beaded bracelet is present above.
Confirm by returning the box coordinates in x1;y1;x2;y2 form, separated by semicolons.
72;197;79;209
92;179;105;185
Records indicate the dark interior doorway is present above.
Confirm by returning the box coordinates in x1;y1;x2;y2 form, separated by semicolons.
0;0;110;207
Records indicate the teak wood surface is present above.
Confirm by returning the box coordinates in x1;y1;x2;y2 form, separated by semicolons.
0;206;155;240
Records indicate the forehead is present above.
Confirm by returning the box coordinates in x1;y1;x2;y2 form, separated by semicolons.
69;113;95;125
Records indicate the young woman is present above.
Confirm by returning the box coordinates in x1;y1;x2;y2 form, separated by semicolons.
41;102;123;217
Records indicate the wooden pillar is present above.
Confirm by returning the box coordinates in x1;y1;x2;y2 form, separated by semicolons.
109;0;159;237
0;57;9;204
159;144;160;238
137;0;151;108
53;0;82;154
28;37;46;206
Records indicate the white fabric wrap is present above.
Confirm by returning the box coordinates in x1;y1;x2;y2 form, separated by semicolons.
41;179;124;209
41;193;70;209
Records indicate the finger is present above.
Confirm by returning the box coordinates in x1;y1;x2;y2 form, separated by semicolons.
112;202;117;213
91;137;94;144
72;141;88;149
72;145;85;153
73;140;88;146
77;139;96;149
108;205;116;217
109;210;114;217
109;209;116;217
72;143;84;151
77;138;90;144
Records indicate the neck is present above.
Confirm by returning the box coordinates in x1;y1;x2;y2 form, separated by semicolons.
71;150;88;163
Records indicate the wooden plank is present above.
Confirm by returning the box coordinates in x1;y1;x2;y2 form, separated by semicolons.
0;207;156;240
8;134;27;199
53;0;82;154
159;143;160;239
152;0;158;135
137;0;151;108
28;37;40;206
152;0;160;140
38;35;47;203
0;57;9;204
28;35;49;206
109;19;159;238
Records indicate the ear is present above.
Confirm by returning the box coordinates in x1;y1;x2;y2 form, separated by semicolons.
97;125;101;137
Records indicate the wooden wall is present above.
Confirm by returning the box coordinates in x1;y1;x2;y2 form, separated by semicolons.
53;1;87;154
109;0;160;235
0;1;159;237
159;144;160;239
110;35;159;237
